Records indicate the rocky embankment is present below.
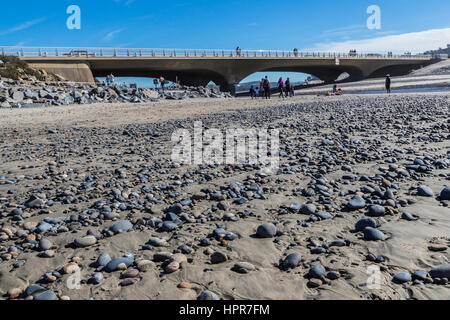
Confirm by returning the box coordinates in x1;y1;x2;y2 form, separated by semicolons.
0;78;232;109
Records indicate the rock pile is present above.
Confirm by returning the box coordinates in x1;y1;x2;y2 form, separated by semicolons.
0;77;232;108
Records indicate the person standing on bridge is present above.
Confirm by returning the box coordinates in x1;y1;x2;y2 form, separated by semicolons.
236;47;241;57
385;74;391;94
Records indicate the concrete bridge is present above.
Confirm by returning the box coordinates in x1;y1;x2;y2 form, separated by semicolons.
2;47;435;93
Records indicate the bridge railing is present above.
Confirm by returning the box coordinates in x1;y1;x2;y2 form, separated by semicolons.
0;46;432;59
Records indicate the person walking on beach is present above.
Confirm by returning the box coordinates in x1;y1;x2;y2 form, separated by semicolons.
285;78;291;97
260;79;265;98
263;76;271;99
249;85;256;99
106;75;111;87
385;74;391;94
160;76;166;92
277;77;285;98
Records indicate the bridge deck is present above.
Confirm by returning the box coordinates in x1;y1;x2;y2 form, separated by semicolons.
1;46;432;60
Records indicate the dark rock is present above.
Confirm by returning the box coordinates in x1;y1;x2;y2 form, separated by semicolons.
393;272;412;284
281;253;302;269
110;220;133;233
104;257;134;272
308;264;326;278
439;186;450;200
256;223;277;238
429;264;450;279
96;253;111;267
367;205;385;217
211;251;228;264
363;227;385;241
300;203;316;215
417;186;433;197
355;218;377;231
347;195;366;210
412;270;428;281
401;212;415;221
34;290;57;300
197;290;219;300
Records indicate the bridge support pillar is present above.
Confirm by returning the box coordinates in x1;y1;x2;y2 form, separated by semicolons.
177;76;210;88
313;70;344;84
211;78;236;95
219;82;236;96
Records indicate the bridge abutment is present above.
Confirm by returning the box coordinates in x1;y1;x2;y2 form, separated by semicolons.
27;61;95;83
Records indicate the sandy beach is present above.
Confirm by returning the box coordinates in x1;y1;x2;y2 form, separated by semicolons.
0;91;449;300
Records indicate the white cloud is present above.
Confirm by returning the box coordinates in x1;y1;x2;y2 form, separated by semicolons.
112;0;136;5
307;28;450;54
14;41;28;47
103;29;125;41
0;17;46;36
320;24;366;38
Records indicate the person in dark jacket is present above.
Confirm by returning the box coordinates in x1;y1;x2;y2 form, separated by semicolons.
263;76;271;99
385;74;391;94
285;78;291;97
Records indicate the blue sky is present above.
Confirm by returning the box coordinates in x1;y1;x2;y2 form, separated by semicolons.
1;0;450;85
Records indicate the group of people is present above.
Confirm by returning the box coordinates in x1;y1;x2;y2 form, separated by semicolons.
332;85;343;95
105;73;115;86
249;76;295;99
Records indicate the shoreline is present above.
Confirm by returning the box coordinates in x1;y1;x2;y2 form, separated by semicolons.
1;91;450;130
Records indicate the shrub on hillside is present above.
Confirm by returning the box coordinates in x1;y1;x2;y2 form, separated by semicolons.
0;55;46;81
